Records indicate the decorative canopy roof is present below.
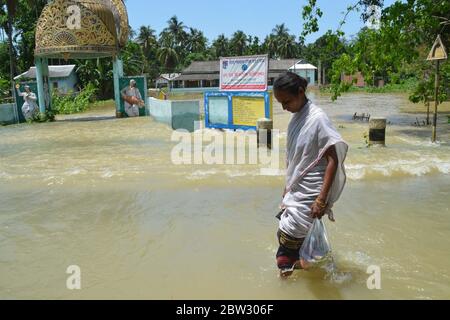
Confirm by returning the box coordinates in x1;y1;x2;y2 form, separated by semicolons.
35;0;129;59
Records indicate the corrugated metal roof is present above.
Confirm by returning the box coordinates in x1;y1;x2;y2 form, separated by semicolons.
14;65;76;80
289;63;317;70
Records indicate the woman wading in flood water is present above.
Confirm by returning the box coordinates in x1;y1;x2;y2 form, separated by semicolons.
273;72;348;278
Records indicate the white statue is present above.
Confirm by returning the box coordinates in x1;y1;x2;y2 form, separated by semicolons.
121;79;144;117
16;84;39;121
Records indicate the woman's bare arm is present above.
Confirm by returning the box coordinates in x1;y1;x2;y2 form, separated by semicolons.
318;145;338;202
311;145;338;219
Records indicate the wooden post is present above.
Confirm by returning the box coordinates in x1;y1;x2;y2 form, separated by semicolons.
432;60;440;143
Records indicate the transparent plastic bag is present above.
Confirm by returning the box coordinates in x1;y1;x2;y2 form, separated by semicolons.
299;219;332;269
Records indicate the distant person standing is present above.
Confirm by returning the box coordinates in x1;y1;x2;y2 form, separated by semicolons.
16;84;38;121
121;79;143;117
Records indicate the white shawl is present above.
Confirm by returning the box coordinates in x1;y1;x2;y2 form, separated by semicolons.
284;100;348;222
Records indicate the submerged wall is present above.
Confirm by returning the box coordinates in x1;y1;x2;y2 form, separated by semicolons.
0;103;19;125
147;98;200;132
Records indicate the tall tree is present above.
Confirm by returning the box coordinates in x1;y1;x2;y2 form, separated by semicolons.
211;34;229;58
230;30;248;56
164;15;187;47
186;27;207;53
246;35;261;55
1;0;18;98
136;26;157;58
277;34;297;59
272;23;290;39
157;33;179;72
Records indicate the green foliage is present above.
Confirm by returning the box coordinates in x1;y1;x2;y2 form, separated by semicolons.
302;30;347;84
184;52;213;68
329;53;357;101
320;0;450;102
300;0;323;44
0;77;11;101
121;41;146;75
31;109;56;123
211;34;230;58
51;83;97;115
230;30;248;57
75;59;112;100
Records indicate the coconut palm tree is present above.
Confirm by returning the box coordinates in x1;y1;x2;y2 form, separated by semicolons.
186;27;207;53
272;23;290;39
246;35;261;55
212;34;229;58
267;24;298;59
164;15;187;47
278;34;298;58
136;25;157;57
157;34;179;72
262;34;277;58
230;30;248;56
1;0;17;98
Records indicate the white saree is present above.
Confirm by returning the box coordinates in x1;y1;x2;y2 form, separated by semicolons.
279;100;348;238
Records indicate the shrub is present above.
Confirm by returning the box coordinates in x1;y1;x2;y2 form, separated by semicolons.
52;83;97;114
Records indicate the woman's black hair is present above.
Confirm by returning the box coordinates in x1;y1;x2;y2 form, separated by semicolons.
273;72;308;96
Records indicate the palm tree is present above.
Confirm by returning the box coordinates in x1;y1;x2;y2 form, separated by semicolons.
230;30;248;56
164;15;187;47
262;35;277;58
212;34;229;58
267;24;298;59
2;0;17;100
186;28;207;53
157;34;179;72
272;23;290;39
128;28;137;41
136;26;157;57
278;35;297;59
247;36;261;55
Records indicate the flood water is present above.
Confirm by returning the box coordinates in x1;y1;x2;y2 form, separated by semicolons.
1;91;449;299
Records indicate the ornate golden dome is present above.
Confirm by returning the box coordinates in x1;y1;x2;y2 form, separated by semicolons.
35;0;129;59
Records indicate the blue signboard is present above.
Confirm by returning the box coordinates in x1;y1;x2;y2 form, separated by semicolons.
204;91;272;130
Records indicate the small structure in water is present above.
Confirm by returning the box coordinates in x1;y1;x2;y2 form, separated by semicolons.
353;112;371;121
369;117;387;146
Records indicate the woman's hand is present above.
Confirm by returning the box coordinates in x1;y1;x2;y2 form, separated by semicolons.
310;199;327;220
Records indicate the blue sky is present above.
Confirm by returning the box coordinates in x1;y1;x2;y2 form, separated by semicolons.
126;0;399;44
